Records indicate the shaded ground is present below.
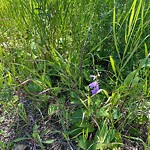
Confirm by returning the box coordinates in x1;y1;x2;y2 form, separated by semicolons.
0;95;148;150
0;95;76;150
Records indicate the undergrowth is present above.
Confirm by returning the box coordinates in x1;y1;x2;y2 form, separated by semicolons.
0;0;149;149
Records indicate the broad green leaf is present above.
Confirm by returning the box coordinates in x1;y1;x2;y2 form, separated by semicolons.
96;109;109;118
71;109;83;123
27;82;42;93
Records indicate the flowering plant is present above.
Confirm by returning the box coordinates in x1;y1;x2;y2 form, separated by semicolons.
89;74;102;95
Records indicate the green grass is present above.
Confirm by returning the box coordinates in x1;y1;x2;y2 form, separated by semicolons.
0;0;150;149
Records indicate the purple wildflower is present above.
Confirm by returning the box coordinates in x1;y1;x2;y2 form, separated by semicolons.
89;81;100;95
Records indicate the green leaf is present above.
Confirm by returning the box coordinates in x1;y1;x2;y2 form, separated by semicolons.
7;71;12;85
0;116;5;123
69;127;82;137
71;109;83;124
0;141;5;150
42;139;54;144
14;137;31;142
139;58;150;68
0;129;4;135
113;108;121;119
77;136;88;150
18;103;28;123
53;87;61;96
128;127;140;136
27;82;42;93
96;109;109;117
106;129;116;143
110;56;116;75
70;91;81;105
115;132;122;143
144;43;148;57
48;104;58;116
124;70;137;86
111;92;120;106
95;120;108;142
103;90;109;98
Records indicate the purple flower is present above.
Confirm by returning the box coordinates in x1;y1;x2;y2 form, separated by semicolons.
89;81;100;95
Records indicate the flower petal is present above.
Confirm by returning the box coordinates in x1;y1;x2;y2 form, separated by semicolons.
89;81;98;89
91;85;99;95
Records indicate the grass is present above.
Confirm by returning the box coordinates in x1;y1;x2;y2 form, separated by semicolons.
0;0;150;149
